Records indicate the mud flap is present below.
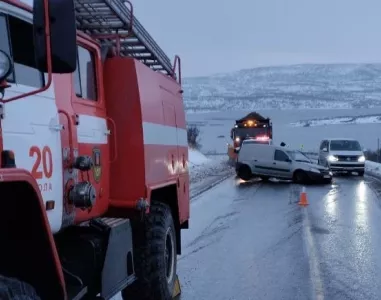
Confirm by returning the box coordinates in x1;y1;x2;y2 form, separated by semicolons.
91;218;136;299
172;275;181;299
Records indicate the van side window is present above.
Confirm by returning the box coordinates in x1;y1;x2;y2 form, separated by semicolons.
274;150;289;161
73;46;97;101
0;15;44;88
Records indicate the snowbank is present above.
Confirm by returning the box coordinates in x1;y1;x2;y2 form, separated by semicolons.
187;148;234;198
188;148;210;167
365;160;381;177
290;115;381;127
188;148;228;181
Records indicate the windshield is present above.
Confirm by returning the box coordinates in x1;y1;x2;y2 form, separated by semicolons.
286;150;311;163
329;140;361;151
234;127;270;138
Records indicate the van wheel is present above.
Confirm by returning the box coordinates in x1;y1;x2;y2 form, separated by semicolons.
293;170;308;184
237;165;252;181
0;275;41;300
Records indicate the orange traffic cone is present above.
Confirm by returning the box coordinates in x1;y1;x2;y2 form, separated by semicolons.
298;187;309;206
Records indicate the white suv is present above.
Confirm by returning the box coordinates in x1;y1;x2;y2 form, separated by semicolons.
318;138;365;176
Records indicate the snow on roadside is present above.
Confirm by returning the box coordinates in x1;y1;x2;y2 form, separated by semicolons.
365;160;381;177
188;148;235;198
188;148;210;167
188;148;232;185
290;115;381;127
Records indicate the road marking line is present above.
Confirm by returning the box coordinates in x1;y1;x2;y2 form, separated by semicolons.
302;208;324;300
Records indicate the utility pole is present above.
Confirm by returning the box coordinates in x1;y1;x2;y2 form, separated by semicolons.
377;138;380;163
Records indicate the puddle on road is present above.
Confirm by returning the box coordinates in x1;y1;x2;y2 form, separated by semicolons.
289;184;302;204
310;225;331;235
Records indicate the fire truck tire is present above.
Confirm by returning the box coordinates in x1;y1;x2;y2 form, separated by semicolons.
123;202;177;300
0;275;41;300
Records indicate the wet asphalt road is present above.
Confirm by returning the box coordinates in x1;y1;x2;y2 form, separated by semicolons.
178;174;381;300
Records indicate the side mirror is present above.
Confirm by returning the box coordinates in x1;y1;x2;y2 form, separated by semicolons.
285;158;292;163
33;0;77;73
0;50;13;82
322;147;328;152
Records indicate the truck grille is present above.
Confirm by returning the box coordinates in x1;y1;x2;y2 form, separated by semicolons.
337;155;359;162
330;163;364;168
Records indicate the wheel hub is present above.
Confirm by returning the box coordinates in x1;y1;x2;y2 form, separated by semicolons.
165;227;175;284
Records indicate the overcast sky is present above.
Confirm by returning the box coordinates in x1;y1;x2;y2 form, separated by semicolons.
131;0;381;77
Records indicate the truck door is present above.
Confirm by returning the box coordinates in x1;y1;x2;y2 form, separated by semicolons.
71;44;110;222
0;14;64;233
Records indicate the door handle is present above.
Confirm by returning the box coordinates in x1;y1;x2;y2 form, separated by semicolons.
273;162;276;165
254;159;257;162
106;117;118;163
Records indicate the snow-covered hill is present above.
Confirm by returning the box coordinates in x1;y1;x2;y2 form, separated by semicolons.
183;64;381;113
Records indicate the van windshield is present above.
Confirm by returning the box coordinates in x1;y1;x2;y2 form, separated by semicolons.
286;150;311;164
329;140;361;151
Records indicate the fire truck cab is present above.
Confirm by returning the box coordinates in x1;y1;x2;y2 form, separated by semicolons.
0;0;188;299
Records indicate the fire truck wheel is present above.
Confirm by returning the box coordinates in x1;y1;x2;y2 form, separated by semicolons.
0;275;41;300
123;202;177;300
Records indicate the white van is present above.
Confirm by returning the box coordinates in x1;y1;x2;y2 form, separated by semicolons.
318;138;365;175
236;143;332;184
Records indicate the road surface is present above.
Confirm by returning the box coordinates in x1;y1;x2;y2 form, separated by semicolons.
178;174;381;300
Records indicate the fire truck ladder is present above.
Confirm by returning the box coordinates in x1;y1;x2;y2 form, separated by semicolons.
74;0;175;76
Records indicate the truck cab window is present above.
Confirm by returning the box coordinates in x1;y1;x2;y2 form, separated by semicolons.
0;16;11;68
73;46;97;101
274;150;289;161
0;15;44;88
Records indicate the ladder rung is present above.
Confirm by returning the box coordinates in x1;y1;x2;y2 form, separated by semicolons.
78;23;123;29
121;48;147;54
74;0;174;76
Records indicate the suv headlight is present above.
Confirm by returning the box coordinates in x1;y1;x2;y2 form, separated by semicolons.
358;155;365;162
309;167;321;173
327;155;338;162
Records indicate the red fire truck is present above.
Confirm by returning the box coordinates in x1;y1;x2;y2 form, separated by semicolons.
0;0;188;299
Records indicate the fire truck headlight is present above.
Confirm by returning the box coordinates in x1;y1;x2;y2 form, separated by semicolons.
0;50;12;82
235;137;240;142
